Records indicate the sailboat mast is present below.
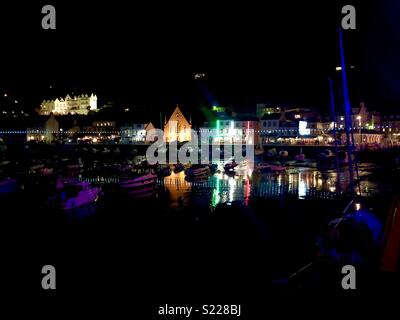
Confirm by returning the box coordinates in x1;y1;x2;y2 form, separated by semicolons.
338;28;355;193
328;78;341;179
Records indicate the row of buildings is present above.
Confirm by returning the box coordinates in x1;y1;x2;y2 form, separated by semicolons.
29;95;400;147
39;94;98;115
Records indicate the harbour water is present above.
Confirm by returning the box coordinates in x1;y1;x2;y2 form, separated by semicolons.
2;149;399;296
71;161;389;216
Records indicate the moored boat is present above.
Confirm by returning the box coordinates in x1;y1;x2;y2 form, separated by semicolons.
208;163;218;173
279;150;289;158
224;160;238;172
173;163;185;173
185;164;211;177
60;182;101;210
295;148;306;162
316;149;336;164
157;166;171;177
120;173;158;189
255;163;286;173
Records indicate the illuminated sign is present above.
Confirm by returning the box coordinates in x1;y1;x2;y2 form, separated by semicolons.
299;121;310;135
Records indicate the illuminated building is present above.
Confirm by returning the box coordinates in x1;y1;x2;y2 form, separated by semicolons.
39;93;98;115
201;113;259;145
256;103;283;118
120;122;156;144
80;121;119;143
336;102;380;131
26;114;59;143
164;105;192;142
340;131;383;146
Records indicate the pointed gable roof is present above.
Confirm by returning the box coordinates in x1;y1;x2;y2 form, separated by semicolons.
166;104;190;126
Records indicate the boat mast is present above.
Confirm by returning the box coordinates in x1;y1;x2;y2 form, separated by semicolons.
328;77;340;179
338;28;355;193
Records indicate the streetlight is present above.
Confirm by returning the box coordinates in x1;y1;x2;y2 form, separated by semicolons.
357;115;362;146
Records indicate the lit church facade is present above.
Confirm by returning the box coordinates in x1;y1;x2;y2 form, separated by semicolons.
164;105;192;142
39;93;98;115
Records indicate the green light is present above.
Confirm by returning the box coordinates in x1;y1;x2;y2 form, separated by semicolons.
212;106;224;112
211;176;220;207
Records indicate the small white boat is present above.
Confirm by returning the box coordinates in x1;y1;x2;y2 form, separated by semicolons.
120;173;157;189
30;164;44;172
61;182;101;210
239;160;248;168
0;160;11;167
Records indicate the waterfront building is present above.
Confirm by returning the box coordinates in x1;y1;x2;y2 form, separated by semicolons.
164;105;192;142
340;131;383;147
120;122;156;144
80;121;118;143
381;114;400;134
336;102;380;131
27;114;59;143
200;108;259;145
258;108;326;145
39;93;98;115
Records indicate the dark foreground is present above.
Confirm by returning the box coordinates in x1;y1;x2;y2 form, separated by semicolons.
2;187;399;316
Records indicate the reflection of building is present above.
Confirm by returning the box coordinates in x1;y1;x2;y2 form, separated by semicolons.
39;93;98;115
27;114;59;143
164;105;192;142
120;123;156;144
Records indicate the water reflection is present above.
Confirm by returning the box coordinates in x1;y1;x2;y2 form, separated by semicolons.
162;163;382;209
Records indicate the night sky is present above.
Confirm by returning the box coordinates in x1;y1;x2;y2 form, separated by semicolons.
0;0;399;116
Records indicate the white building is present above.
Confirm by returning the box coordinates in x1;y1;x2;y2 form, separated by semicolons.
39;93;98;115
120;123;156;144
201;116;259;145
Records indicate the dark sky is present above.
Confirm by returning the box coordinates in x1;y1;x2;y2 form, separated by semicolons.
0;0;399;115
